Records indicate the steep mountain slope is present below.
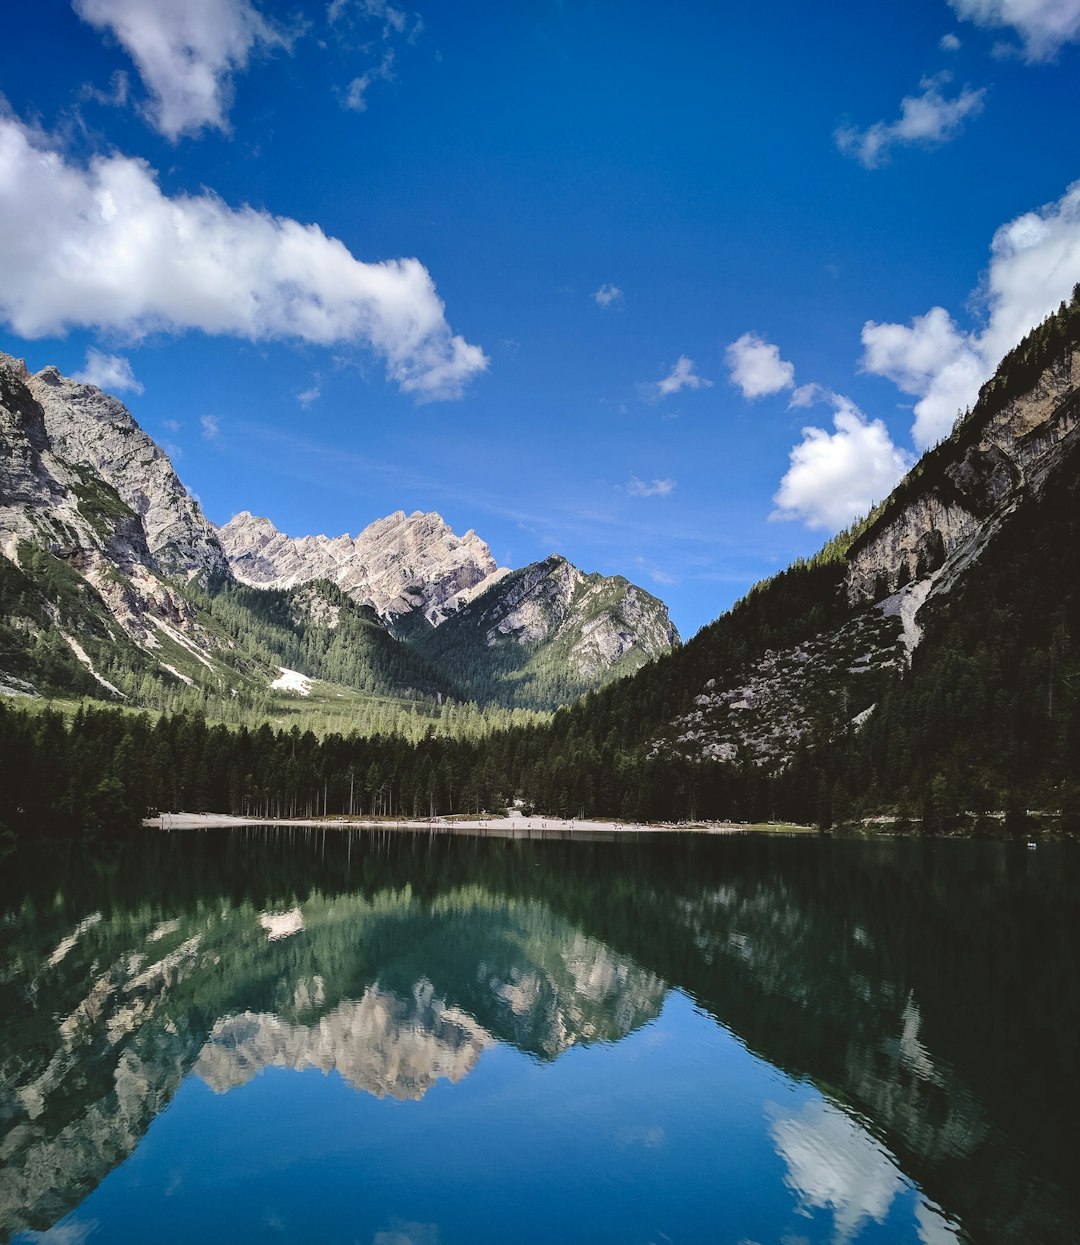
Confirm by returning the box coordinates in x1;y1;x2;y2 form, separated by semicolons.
25;363;228;583
522;287;1080;822
409;554;679;710
0;353;240;702
204;578;459;702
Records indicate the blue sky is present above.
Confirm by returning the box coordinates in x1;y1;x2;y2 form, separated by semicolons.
2;0;1080;636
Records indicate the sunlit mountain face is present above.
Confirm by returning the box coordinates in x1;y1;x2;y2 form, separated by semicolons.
1;830;1077;1245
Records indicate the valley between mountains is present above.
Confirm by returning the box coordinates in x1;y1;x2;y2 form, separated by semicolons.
2;288;1080;832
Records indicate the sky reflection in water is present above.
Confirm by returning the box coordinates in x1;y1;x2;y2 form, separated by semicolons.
2;830;1076;1245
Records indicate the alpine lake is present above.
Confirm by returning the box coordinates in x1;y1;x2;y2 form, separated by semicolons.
2;827;1078;1245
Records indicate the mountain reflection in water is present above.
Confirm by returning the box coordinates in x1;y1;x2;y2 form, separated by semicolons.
0;829;1077;1245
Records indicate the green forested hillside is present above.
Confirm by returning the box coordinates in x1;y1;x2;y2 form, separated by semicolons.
201;578;460;702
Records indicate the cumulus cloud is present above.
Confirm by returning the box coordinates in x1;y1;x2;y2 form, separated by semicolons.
789;381;826;408
725;332;795;399
862;180;1080;446
0;117;487;401
72;0;291;140
940;32;963;49
772;396;912;530
652;355;712;399
73;347;143;394
835;74;985;168
594;283;623;309
625;476;676;497
201;414;221;440
949;0;1080;60
297;385;321;406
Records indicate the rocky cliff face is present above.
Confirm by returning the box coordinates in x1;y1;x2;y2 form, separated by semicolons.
846;345;1080;605
24;362;228;584
0;353;233;697
218;508;508;624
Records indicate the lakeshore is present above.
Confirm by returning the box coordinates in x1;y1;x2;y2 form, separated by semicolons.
143;812;813;838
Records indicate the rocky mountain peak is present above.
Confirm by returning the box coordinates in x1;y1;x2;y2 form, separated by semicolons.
24;365;228;584
218;507;509;625
0;352;30;382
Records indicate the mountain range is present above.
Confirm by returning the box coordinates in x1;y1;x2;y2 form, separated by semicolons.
0;353;677;716
3;287;1080;826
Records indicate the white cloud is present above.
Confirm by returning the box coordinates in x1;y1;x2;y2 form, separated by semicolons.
163;418;182;432
653;355;712;398
0;117;487;401
201;414;221;440
789;381;826;408
343;49;395;111
330;0;408;34
331;0;422;111
949;0;1080;60
297;385;321;406
862;180;1080;446
768;1098;960;1245
768;1098;905;1243
330;0;421;40
72;0;291;140
80;69;130;108
594;283;623;309
772;396;912;530
725;333;795;399
835;75;985;169
626;476;676;497
861;307;983;446
940;32;963;49
73;347;143;394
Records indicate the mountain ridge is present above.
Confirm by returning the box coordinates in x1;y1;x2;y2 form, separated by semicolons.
0;353;678;716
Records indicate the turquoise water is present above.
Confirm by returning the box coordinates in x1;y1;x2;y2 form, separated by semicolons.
1;830;1077;1244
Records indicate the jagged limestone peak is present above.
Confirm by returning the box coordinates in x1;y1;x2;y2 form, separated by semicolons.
217;506;508;624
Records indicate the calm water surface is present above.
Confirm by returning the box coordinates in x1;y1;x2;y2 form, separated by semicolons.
1;829;1078;1245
